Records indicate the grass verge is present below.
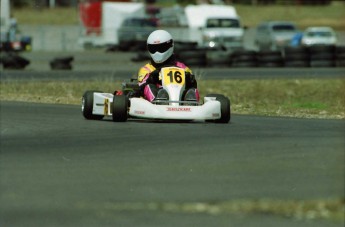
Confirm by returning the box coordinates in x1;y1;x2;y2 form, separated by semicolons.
75;198;345;223
1;78;344;119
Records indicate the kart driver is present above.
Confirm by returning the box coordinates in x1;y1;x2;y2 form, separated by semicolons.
137;29;199;103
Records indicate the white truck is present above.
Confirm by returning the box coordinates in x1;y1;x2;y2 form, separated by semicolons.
163;4;245;50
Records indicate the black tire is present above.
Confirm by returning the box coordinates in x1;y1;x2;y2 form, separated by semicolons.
284;60;309;68
336;53;345;60
257;50;282;57
336;45;345;54
258;61;284;67
207;59;231;67
50;56;73;70
256;50;283;67
283;47;309;64
335;46;345;61
132;41;147;51
335;46;345;64
284;53;309;61
233;54;256;62
2;53;30;69
309;53;334;61
308;45;335;54
112;95;128;122
231;50;257;62
118;41;131;51
183;57;207;67
177;50;207;67
206;51;231;67
53;56;74;63
336;59;345;67
232;61;258;68
258;55;284;63
310;60;335;67
231;50;257;68
178;50;206;60
82;90;104;120
284;46;308;55
50;61;72;70
205;94;231;123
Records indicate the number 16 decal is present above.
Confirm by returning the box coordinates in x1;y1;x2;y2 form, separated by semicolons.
162;67;185;85
167;70;183;83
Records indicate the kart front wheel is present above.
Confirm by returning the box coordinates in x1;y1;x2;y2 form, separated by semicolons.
112;95;128;122
82;90;104;120
205;94;231;123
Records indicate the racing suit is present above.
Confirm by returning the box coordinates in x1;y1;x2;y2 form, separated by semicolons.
137;54;199;102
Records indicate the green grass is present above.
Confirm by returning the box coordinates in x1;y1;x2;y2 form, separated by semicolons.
76;198;344;223
1;79;344;119
198;79;345;119
235;2;345;30
12;3;345;29
13;7;79;25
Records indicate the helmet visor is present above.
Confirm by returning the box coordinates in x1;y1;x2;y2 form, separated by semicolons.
147;39;173;54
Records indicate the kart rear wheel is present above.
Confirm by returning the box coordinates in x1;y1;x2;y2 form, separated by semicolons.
112;95;128;122
205;94;231;123
82;90;104;120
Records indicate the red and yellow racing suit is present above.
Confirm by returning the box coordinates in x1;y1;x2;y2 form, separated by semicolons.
137;56;199;102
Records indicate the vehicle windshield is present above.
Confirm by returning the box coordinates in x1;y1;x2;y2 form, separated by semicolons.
206;18;240;28
306;31;333;37
272;24;296;32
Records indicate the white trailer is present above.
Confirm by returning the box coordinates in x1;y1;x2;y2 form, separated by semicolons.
78;1;145;48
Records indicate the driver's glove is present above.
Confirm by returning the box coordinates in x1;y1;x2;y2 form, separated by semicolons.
185;72;197;88
147;69;160;84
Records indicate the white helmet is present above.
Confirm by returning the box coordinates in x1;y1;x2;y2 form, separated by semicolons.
147;30;174;63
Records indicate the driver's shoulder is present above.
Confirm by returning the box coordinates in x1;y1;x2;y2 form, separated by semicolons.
139;63;156;74
175;61;192;74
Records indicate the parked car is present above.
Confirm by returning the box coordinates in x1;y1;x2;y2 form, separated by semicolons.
301;26;337;46
117;17;157;51
254;21;298;51
0;33;32;52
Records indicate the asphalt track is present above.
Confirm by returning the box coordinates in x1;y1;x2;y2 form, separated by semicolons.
1;100;344;227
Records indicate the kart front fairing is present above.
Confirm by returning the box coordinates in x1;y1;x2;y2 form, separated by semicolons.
129;97;221;120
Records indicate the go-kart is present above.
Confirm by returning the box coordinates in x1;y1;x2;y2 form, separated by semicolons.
82;66;231;123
